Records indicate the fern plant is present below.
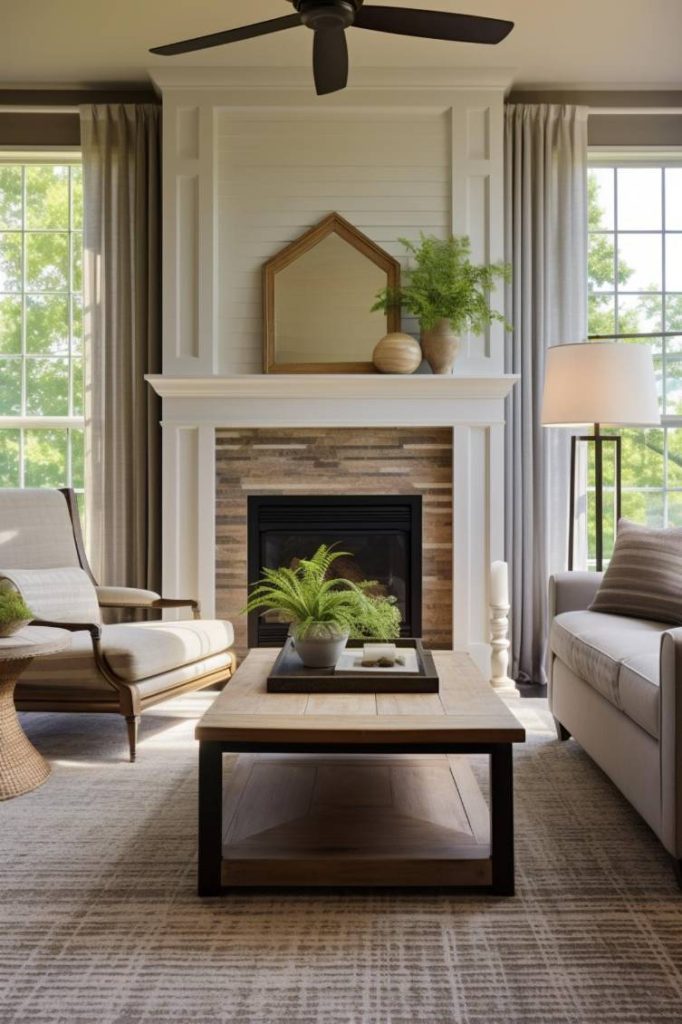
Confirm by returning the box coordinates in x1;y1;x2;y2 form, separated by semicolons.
372;233;510;333
244;543;401;641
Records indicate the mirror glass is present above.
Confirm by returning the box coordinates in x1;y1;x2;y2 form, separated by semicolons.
264;214;399;373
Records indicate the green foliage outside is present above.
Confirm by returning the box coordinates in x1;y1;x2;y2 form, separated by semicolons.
372;233;510;333
586;168;682;563
0;163;84;498
244;543;402;641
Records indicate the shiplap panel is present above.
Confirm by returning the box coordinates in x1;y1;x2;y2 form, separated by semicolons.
217;111;451;374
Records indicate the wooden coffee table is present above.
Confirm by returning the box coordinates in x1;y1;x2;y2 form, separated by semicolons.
196;649;525;896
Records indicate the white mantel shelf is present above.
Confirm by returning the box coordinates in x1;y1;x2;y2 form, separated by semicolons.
146;374;519;401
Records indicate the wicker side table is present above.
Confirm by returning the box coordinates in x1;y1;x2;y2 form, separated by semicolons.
0;626;70;800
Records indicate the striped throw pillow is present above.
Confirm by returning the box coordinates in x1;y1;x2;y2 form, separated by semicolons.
589;519;682;624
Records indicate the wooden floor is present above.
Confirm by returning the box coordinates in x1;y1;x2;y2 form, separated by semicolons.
220;753;491;887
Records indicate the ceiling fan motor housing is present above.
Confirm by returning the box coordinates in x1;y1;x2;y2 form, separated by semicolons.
294;0;360;31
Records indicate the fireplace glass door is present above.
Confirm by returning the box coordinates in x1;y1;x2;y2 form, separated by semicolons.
247;495;422;647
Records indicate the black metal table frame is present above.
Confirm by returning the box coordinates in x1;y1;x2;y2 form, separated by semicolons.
198;740;515;897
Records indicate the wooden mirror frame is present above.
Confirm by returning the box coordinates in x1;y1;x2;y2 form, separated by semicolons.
263;212;401;374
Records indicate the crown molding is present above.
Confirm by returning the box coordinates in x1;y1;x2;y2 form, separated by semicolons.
149;65;517;95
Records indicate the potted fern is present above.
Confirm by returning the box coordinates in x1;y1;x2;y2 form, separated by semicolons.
244;544;401;668
372;234;510;374
0;582;33;638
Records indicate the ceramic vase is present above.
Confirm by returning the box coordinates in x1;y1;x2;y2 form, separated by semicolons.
292;623;350;669
420;319;460;375
372;332;422;374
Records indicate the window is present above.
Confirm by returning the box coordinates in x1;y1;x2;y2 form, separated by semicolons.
0;158;84;509
587;156;682;561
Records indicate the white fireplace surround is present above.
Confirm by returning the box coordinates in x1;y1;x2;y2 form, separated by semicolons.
148;66;517;677
147;373;517;677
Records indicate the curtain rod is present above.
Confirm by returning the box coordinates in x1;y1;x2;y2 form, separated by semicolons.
590;107;682;115
0;106;79;114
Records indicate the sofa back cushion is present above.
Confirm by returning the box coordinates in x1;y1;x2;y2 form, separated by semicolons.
590;518;682;624
0;567;102;626
0;489;80;570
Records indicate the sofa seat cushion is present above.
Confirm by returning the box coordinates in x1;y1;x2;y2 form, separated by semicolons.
14;618;234;699
550;610;665;739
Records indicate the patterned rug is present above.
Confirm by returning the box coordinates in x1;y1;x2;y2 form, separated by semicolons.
1;694;681;1024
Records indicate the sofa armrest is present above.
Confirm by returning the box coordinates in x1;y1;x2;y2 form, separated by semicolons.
659;629;682;858
96;586;200;618
548;572;604;618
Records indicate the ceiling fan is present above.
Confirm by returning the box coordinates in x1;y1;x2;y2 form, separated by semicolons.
150;1;514;96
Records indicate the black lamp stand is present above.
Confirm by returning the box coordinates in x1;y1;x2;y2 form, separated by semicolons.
568;423;622;572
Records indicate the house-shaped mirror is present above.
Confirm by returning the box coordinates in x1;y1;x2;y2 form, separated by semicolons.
263;212;400;373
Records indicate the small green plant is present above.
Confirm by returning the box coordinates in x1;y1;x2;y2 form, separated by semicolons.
372;233;510;333
0;584;33;627
243;543;401;641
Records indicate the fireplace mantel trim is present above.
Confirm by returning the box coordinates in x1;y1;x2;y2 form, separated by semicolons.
146;374;519;401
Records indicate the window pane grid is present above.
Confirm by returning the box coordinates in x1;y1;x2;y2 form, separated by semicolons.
0;159;84;496
588;159;682;560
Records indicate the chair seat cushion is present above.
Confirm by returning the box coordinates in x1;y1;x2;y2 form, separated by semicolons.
15;618;235;700
16;646;234;703
550;610;665;739
101;619;234;681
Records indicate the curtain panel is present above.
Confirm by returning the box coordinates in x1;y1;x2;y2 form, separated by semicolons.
80;104;162;593
504;104;588;684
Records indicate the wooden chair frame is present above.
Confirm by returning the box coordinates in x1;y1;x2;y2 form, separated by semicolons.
16;489;236;761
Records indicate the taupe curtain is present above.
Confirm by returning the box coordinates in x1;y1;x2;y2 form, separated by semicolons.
80;104;162;591
504;104;588;684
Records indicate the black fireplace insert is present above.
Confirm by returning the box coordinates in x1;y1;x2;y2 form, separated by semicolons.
247;495;422;647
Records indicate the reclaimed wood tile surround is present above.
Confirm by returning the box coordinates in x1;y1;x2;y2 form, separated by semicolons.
215;427;453;655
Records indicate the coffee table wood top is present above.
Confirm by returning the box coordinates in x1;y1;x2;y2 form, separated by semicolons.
196;649;525;745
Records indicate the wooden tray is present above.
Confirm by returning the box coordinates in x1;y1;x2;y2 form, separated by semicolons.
266;638;439;694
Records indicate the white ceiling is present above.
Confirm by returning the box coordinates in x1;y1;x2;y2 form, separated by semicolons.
2;0;682;91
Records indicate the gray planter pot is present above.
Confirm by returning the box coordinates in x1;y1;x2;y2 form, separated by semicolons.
292;627;349;669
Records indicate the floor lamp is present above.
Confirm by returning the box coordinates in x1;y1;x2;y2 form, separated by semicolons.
542;342;660;571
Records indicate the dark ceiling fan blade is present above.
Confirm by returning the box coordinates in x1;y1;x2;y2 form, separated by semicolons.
150;13;302;56
353;6;514;44
313;28;349;95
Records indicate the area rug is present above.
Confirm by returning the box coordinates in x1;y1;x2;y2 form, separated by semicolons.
1;695;680;1024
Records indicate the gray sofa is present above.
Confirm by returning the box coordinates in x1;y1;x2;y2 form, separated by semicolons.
548;571;682;885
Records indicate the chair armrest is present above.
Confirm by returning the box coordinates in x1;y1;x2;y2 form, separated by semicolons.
548;572;604;618
96;586;161;608
150;597;199;611
31;618;102;641
95;586;200;618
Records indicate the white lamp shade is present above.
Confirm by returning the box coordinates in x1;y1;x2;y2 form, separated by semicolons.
541;342;660;427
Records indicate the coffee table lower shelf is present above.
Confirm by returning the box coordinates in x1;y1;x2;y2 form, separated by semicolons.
212;752;497;890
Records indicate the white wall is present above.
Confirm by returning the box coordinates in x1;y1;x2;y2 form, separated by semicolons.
216;108;450;373
152;67;510;379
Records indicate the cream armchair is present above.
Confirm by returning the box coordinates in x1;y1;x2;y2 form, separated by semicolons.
0;488;235;761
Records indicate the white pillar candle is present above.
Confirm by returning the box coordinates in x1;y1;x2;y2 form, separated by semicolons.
363;643;397;661
490;560;509;607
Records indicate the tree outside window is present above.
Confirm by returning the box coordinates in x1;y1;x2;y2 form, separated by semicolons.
0;160;84;514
